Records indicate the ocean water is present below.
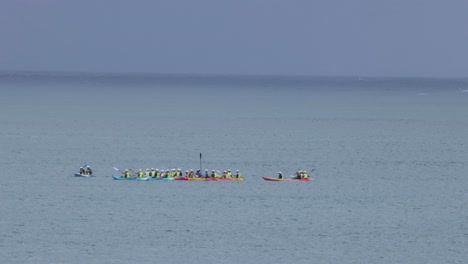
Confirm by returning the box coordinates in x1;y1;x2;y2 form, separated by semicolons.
0;73;467;264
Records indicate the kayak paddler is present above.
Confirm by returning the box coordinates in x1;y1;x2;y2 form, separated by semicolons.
189;169;195;178
79;167;85;175
294;171;302;179
278;172;283;179
85;166;93;175
137;169;144;178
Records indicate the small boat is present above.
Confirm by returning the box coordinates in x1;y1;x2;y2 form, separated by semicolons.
217;177;244;181
148;177;175;181
188;177;218;181
112;175;150;181
262;176;309;182
74;173;95;177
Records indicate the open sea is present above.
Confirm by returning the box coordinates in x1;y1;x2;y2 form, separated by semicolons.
0;72;467;264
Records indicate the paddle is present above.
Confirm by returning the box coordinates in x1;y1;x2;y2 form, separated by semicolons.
114;167;134;178
127;168;141;178
215;170;224;178
113;167;126;177
199;153;202;174
309;169;316;180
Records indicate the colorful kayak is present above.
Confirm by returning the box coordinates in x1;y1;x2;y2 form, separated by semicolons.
112;175;150;181
148;177;175;181
262;176;309;182
74;173;95;177
217;177;244;181
188;177;218;181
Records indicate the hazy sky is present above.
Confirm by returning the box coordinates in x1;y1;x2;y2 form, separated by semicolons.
1;0;468;77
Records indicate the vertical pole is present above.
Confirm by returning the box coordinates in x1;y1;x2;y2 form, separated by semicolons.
199;153;202;173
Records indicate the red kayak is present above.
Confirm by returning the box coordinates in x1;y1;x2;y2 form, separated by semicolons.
262;176;310;182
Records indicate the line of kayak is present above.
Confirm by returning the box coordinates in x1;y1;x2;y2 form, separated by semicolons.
112;175;244;181
111;175;309;182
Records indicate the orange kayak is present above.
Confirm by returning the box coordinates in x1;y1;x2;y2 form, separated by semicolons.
188;177;217;181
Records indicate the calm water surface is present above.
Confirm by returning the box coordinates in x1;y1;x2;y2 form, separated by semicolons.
0;73;467;263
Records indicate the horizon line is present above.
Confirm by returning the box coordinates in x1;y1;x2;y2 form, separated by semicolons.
0;69;467;82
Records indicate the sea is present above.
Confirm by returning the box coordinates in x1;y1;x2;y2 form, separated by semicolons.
0;72;467;264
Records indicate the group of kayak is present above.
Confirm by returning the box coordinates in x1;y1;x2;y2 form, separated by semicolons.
76;165;313;182
113;168;244;181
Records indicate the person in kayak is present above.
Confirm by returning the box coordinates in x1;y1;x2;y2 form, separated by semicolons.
144;169;151;177
278;172;283;179
79;167;85;175
150;168;156;177
302;171;309;179
293;171;301;179
226;169;232;178
210;170;216;178
188;169;195;178
85;166;93;175
137;169;144;178
196;169;202;177
204;169;209;178
235;170;242;178
124;169;131;178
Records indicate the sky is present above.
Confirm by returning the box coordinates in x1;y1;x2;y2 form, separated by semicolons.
1;0;468;78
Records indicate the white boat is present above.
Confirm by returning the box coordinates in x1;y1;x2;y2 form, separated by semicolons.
74;173;95;177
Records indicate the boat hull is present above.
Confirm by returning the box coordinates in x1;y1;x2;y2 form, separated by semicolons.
217;177;244;181
74;173;94;177
112;175;149;181
188;177;218;181
148;177;175;181
262;176;309;182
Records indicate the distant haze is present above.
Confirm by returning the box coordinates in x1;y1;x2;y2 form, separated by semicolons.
1;0;468;78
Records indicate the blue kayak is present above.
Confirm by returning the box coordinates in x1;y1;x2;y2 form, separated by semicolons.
148;177;175;181
112;175;149;181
